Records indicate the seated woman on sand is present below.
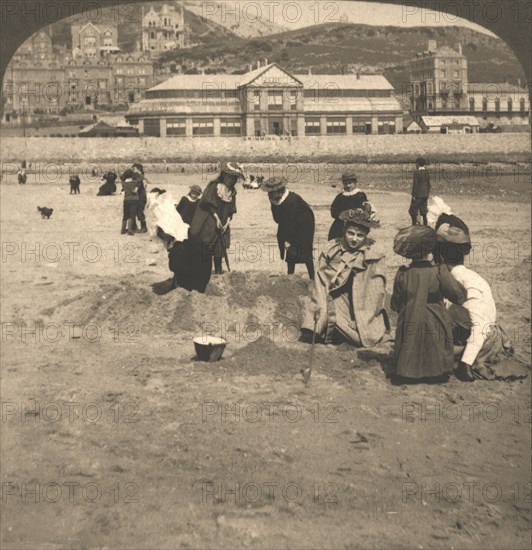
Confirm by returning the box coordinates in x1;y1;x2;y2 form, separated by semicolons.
300;206;390;347
434;213;528;381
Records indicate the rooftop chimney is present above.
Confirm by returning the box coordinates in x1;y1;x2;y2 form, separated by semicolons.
264;58;268;65
308;67;312;75
248;64;252;72
427;40;437;52
257;60;261;69
356;72;360;80
457;42;462;54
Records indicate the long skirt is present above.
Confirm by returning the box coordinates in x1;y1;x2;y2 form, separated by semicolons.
168;239;213;293
449;304;529;381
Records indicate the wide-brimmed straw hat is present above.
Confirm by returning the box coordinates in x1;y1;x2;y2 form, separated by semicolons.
436;224;471;244
435;214;471;245
261;177;287;193
339;207;380;229
394;226;436;259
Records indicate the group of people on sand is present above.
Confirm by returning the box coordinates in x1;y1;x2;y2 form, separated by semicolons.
55;157;522;385
162;158;521;384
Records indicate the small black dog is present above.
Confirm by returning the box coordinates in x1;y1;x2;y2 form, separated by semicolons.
37;206;53;219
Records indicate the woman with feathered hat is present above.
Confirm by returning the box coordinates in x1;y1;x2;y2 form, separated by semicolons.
300;206;390;347
177;162;244;292
263;177;315;279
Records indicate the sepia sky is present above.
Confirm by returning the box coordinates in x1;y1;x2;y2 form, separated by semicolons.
193;0;497;36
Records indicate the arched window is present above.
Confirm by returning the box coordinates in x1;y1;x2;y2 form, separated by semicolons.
482;98;488;112
520;97;526;114
495;98;500;117
469;97;475;112
508;97;512;112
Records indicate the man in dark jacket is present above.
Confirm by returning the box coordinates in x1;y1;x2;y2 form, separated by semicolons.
409;157;431;226
263;177;315;279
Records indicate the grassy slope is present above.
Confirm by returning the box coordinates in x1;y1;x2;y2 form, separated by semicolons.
50;12;525;83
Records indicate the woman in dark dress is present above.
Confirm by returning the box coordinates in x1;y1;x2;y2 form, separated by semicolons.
173;162;243;292
263;178;315;279
391;226;467;382
97;171;117;196
328;172;375;240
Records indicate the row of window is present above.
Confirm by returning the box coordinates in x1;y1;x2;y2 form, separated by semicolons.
470;97;527;113
142;117;397;137
305;118;395;135
145;19;179;28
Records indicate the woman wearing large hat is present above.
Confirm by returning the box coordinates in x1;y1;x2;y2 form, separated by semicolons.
434;213;527;381
174;162;244;292
263;177;315;279
300;206;390;347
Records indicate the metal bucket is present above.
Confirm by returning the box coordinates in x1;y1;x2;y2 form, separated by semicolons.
193;336;227;362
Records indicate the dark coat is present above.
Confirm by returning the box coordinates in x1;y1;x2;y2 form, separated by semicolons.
168;240;211;293
271;191;315;264
328;191;368;240
176;195;200;225
97;172;117;196
391;262;466;379
189;180;237;258
69;175;80;187
412;169;431;198
120;169;146;204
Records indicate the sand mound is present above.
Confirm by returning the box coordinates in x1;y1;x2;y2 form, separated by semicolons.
39;271;311;337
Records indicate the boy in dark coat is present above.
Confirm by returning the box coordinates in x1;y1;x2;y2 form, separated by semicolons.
391;226;467;382
263;178;315;279
409;157;431;226
328;172;374;240
176;185;202;225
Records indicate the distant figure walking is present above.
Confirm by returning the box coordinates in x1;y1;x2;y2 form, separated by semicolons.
17;166;27;185
69;174;81;194
409;157;431;226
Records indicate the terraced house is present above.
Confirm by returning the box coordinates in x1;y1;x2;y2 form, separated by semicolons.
125;63;404;137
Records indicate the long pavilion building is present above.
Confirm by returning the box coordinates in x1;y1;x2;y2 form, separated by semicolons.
125;63;404;137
